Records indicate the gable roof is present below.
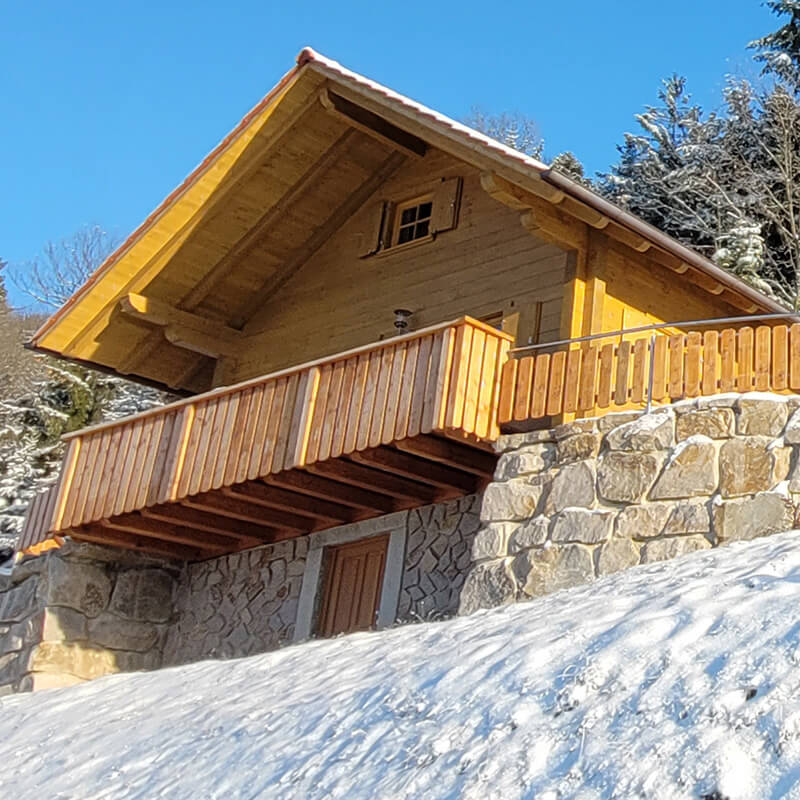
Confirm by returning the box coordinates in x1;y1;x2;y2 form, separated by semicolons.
29;48;786;393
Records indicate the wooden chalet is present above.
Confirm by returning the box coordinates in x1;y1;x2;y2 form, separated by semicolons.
19;48;792;595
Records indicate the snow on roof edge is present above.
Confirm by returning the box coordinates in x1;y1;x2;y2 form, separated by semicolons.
296;47;551;176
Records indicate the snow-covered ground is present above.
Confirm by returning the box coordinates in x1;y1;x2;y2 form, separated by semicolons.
8;535;800;798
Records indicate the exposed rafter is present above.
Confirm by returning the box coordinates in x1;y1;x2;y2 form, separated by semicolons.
179;128;360;311
238;150;407;330
61;86;325;359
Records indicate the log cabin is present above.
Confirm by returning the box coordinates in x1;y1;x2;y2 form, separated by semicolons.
12;48;800;676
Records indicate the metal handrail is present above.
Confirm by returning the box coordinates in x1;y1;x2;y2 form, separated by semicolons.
510;310;800;355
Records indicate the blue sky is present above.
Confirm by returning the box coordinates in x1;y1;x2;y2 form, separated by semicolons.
0;0;777;305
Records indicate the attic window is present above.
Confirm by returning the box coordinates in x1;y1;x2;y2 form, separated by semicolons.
359;177;463;258
394;197;433;246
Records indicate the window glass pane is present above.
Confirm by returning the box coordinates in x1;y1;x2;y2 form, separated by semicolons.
416;220;430;238
400;206;417;225
398;226;414;244
418;201;432;219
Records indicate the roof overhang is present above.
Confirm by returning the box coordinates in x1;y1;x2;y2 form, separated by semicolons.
29;48;787;394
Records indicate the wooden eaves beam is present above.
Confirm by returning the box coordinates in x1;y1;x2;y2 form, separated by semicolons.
118;292;244;358
318;88;427;159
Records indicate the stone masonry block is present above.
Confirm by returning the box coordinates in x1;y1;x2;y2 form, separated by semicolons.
597;452;662;503
736;396;788;437
481;477;550;522
551;508;615;545
676;408;734;441
605;411;674;452
545;461;595;514
719;437;790;498
512;544;594;598
649;435;718;500
713;492;795;543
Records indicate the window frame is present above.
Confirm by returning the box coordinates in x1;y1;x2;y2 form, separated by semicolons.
390;193;435;249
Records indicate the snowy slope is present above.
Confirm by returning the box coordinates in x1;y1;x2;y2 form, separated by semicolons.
7;536;800;799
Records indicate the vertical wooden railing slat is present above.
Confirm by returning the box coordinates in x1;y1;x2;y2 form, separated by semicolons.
407;335;434;438
531;353;550;418
259;377;287;475
356;349;383;448
546;350;567;415
596;343;614;408
368;344;397;447
668;334;684;399
513;356;534;421
423;330;451;435
288;367;321;469
381;343;407;445
487;337;512;439
651;336;668;401
755;325;771;391
614;341;631;406
393;343;418;441
719;329;736;392
304;363;332;464
273;372;300;471
497;358;517;425
578;346;598;410
135;414;167;509
773;324;788;391
738;327;754;391
685;333;702;397
473;333;498;439
563;348;582;412
332;357;357;457
702;331;719;397
630;339;647;404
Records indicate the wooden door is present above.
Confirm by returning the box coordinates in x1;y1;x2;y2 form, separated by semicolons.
317;534;389;637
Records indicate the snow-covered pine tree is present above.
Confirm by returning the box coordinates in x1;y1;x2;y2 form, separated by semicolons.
0;228;167;545
750;1;800;89
549;151;592;187
463;108;544;158
600;66;800;308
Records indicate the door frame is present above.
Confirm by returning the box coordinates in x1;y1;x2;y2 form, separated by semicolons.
294;510;408;642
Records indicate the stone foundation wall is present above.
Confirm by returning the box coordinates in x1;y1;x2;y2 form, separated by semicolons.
163;538;308;666
397;495;480;622
459;394;800;614
0;543;179;693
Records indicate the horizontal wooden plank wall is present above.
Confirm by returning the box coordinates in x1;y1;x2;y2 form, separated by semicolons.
498;323;800;426
21;317;511;550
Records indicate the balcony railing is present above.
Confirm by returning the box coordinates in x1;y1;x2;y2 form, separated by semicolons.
19;317;512;556
498;321;800;425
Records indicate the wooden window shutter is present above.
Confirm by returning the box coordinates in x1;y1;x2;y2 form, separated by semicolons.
430;177;463;235
359;201;391;257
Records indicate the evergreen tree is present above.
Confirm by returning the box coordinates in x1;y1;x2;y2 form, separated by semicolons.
750;1;800;89
464;108;544;158
0;229;167;546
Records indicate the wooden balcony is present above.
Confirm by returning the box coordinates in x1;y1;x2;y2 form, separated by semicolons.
498;321;800;424
19;318;511;560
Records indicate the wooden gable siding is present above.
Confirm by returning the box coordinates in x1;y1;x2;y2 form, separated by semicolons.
232;150;567;383
594;242;745;339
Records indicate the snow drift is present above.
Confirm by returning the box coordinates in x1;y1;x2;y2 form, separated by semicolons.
6;534;800;798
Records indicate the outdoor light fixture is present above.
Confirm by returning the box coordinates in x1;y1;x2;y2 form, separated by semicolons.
394;309;412;331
